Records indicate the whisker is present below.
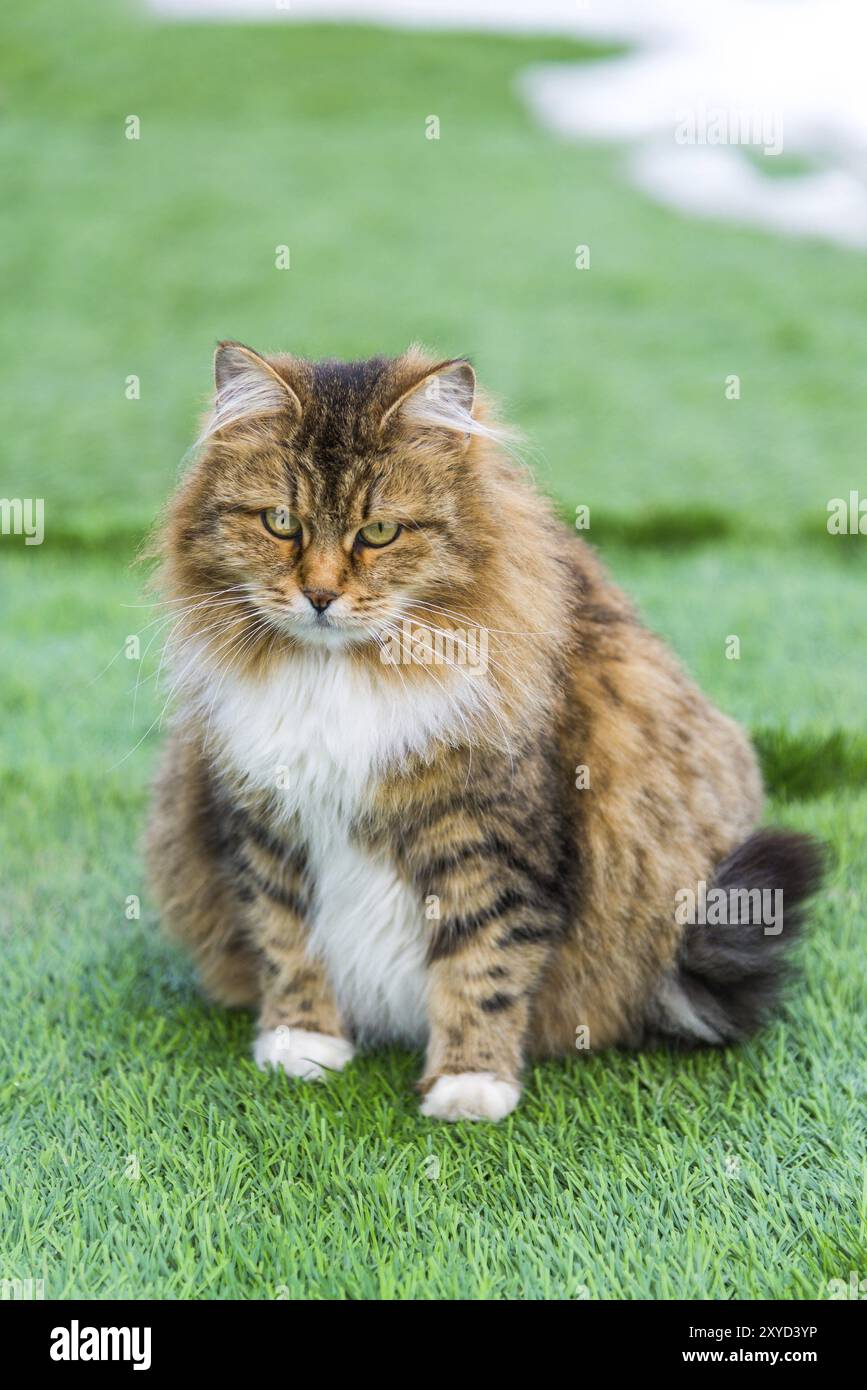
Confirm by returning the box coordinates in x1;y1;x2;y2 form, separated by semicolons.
120;583;255;610
405;596;555;639
376;619;479;774
132;599;256;721
92;588;257;690
114;608;260;767
199;615;278;748
377;606;540;712
379;618;518;778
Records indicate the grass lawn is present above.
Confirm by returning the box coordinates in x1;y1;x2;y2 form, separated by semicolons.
1;1;864;1299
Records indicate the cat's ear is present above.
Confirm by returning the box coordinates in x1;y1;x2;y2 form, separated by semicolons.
211;341;302;433
380;359;477;443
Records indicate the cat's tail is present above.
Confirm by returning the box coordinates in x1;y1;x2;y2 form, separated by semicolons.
643;828;827;1047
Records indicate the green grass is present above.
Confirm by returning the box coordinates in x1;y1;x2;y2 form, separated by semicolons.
1;0;865;1300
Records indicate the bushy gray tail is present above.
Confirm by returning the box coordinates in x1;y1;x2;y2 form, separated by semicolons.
645;829;827;1047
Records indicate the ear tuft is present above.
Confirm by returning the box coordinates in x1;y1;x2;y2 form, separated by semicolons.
205;341;301;440
383;359;481;440
409;361;476;424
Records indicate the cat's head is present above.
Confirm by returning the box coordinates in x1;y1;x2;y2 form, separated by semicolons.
159;341;534;669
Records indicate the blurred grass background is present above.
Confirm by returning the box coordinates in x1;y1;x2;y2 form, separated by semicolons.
0;0;864;1299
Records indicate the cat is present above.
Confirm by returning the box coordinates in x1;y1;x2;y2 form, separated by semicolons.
145;340;825;1122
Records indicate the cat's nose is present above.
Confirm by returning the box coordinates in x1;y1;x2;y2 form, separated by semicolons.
303;587;339;615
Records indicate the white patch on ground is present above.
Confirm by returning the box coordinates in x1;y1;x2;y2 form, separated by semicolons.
518;0;867;249
146;0;640;33
255;1026;355;1079
421;1072;521;1122
149;0;867;248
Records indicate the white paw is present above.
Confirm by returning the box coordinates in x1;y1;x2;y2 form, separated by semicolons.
254;1027;355;1082
420;1072;521;1122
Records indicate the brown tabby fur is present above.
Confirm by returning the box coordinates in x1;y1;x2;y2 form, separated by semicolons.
146;342;823;1117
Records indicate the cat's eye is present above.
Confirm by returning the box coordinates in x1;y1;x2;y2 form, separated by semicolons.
358;520;401;548
262;507;302;539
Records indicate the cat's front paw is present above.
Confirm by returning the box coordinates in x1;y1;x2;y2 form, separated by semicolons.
420;1072;521;1122
254;1026;355;1082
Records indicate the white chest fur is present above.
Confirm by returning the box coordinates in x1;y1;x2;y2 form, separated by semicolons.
199;649;477;1045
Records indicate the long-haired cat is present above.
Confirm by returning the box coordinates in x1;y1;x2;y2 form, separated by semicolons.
145;341;824;1121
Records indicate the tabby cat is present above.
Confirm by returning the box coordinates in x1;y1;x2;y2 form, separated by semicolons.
146;341;824;1121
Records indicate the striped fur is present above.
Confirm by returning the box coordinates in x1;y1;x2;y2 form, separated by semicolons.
145;342;825;1122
